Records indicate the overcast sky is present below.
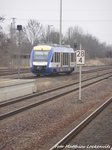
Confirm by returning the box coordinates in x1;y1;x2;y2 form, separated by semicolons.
0;0;112;45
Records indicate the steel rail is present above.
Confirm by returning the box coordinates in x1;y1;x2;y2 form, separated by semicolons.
0;65;111;78
50;97;112;150
0;73;112;121
0;71;112;108
0;68;30;76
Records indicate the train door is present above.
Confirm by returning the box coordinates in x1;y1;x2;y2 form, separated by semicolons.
61;53;69;67
70;52;75;68
68;53;70;67
61;52;63;67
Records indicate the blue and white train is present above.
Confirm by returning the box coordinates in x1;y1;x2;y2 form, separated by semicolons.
30;44;75;76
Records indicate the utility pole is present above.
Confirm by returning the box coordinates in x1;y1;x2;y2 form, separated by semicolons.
59;0;62;46
11;18;16;42
48;25;53;43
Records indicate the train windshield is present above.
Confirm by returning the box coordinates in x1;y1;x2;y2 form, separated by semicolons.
34;50;49;62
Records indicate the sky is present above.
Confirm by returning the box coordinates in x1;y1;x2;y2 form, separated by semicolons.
0;0;112;45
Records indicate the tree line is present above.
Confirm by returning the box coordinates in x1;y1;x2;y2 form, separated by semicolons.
0;17;112;66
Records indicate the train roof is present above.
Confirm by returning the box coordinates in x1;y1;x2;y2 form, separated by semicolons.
33;44;74;52
33;45;52;51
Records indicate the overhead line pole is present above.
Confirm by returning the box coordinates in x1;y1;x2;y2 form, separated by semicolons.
11;18;16;42
59;0;62;46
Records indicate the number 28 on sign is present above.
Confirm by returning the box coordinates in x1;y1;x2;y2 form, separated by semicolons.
76;50;85;65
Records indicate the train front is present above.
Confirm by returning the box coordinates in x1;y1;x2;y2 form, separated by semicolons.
30;45;52;76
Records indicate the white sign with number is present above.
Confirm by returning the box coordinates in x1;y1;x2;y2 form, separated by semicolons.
76;50;85;65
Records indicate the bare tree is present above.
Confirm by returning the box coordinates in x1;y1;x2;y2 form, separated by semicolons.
65;26;83;48
44;26;60;44
0;16;5;34
23;20;45;45
64;26;111;59
0;16;5;21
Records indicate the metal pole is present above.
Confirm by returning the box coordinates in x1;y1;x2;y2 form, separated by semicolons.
59;0;62;46
74;52;76;73
79;65;82;100
48;25;53;43
18;30;21;79
48;25;50;43
17;25;22;79
79;44;82;101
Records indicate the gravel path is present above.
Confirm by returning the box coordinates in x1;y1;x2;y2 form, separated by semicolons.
0;76;112;150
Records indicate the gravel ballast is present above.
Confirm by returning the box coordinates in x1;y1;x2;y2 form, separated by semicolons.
0;76;112;150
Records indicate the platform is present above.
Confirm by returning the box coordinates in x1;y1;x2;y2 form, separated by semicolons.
0;79;36;102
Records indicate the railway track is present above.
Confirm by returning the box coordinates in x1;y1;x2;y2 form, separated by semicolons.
0;65;112;79
0;68;30;76
0;70;112;121
49;97;112;150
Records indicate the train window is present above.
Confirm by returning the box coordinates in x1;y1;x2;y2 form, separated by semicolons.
34;51;49;62
57;53;60;62
71;53;74;62
52;52;60;62
62;53;69;65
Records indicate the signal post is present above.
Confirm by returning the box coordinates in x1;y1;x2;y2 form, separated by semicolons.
17;25;22;79
76;45;85;101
